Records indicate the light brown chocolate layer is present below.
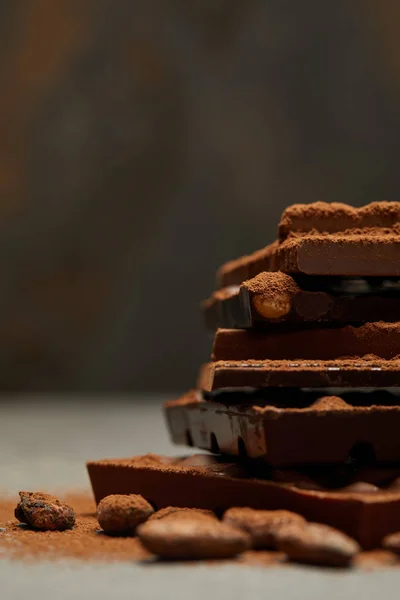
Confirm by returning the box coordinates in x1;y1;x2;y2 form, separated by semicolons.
218;234;400;286
86;453;400;549
198;358;400;390
212;322;400;361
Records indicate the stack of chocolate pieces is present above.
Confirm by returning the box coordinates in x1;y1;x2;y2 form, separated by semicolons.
88;202;400;561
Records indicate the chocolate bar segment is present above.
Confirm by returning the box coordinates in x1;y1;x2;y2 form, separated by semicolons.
212;323;400;361
218;235;400;286
86;453;400;549
165;390;400;466
198;358;400;390
204;273;400;329
278;201;400;240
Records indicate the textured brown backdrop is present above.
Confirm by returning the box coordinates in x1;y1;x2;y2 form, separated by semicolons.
0;0;400;391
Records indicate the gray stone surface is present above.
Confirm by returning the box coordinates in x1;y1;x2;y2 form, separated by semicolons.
1;396;399;599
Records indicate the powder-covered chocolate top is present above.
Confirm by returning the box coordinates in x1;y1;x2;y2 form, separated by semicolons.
217;201;400;285
279;201;400;239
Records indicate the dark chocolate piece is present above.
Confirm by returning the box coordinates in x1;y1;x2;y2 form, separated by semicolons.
204;273;400;329
278;201;400;240
86;453;400;549
198;358;400;390
165;390;400;466
212;323;400;361
218;235;400;286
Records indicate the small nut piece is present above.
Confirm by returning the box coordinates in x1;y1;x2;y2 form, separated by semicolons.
15;491;75;531
252;293;292;319
137;517;250;559
223;508;305;549
276;522;360;567
148;506;217;522
97;494;154;535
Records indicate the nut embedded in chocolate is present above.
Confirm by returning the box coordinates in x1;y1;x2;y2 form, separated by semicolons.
276;522;360;567
137;517;250;559
15;491;75;531
148;506;217;522
223;508;306;549
97;494;154;535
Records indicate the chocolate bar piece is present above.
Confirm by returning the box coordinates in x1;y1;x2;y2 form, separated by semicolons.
204;272;400;329
165;390;400;466
86;453;400;548
218;234;400;286
278;202;400;240
198;358;400;390
212;323;400;361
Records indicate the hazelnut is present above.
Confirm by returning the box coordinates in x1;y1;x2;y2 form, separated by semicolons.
97;494;154;535
252;294;292;319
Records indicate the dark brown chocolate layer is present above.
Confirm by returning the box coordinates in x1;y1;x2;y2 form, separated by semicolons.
218;235;400;286
198;358;400;390
204;273;400;329
212;323;400;361
86;453;400;549
165;390;400;466
278;202;400;240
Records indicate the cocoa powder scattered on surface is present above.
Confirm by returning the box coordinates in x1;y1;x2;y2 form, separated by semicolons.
0;492;399;568
0;492;150;563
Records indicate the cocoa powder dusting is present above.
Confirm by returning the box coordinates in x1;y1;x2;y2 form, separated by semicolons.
0;493;399;567
0;493;150;563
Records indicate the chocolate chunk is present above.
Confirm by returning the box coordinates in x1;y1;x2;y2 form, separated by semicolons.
86;454;400;549
15;491;75;531
212;322;400;361
137;518;250;560
278;201;400;240
204;273;400;329
198;358;400;390
275;522;360;567
97;494;154;535
223;508;305;549
165;390;400;466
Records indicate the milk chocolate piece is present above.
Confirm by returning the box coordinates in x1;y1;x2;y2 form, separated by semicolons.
86;453;400;548
165;390;400;466
199;358;400;390
278;202;400;240
204;273;400;329
212;323;400;361
218;234;400;286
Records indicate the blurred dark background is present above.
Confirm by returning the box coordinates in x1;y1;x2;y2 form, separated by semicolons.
0;0;400;392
